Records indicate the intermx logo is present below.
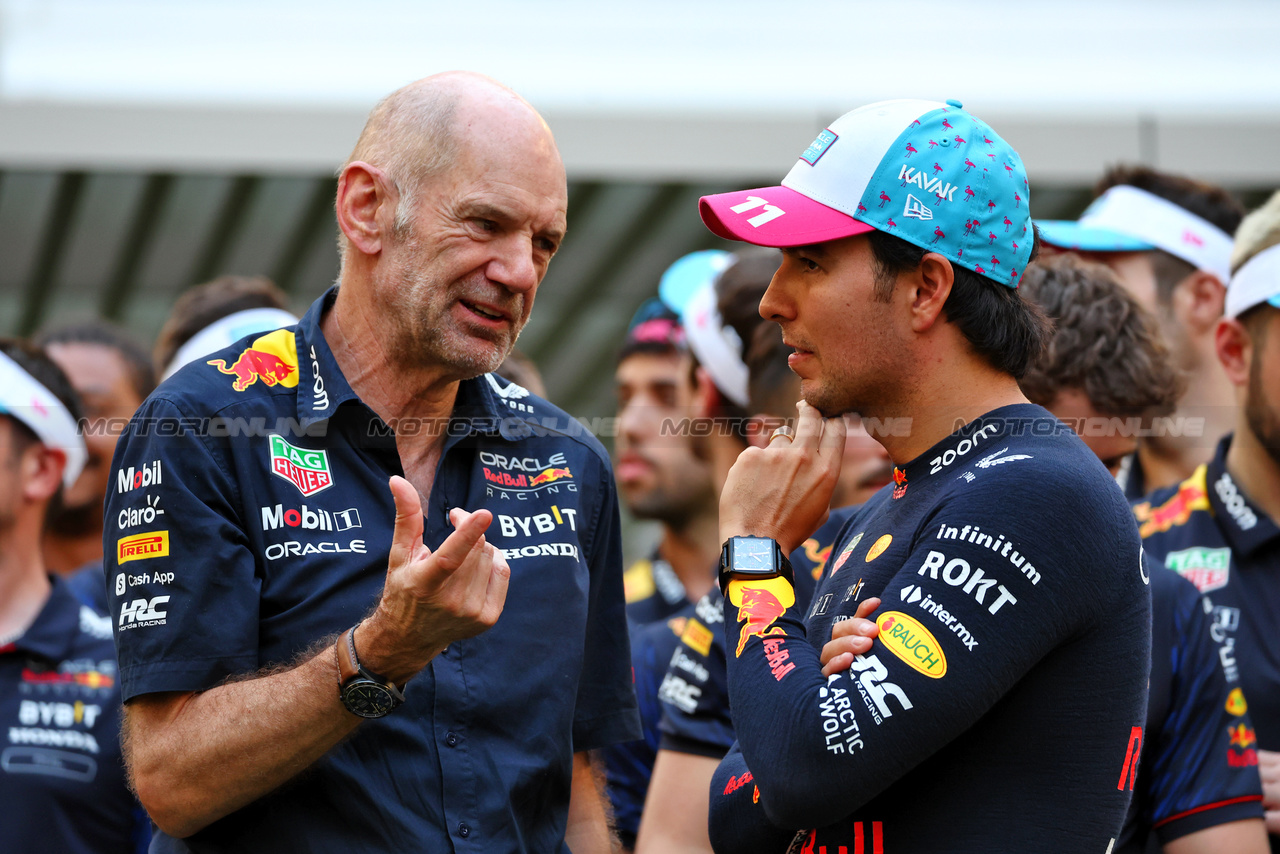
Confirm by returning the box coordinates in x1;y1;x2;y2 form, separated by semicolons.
119;596;170;628
897;164;958;201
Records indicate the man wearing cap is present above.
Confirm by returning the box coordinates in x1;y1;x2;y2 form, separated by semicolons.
696;99;1150;852
605;260;722;852
1018;256;1268;853
1134;190;1280;850
0;339;150;852
1038;167;1245;498
104;72;638;852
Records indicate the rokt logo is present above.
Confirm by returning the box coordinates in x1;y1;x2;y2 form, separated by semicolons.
116;460;162;494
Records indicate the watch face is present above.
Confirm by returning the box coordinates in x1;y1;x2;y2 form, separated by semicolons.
343;682;395;718
733;537;776;572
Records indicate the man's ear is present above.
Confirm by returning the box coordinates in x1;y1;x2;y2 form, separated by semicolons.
20;444;65;505
1172;270;1226;336
1214;317;1252;387
909;253;955;333
693;367;720;420
336;161;398;257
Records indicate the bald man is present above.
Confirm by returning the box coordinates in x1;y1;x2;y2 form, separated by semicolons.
105;73;639;853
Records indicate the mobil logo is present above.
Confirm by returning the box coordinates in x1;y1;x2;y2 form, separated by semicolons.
261;504;361;532
876;611;947;678
116;459;162;494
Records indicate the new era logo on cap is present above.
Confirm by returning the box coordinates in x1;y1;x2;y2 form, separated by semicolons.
699;98;1033;288
904;195;933;221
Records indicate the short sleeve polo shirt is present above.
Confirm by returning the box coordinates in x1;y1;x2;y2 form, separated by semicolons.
103;287;640;853
1134;435;1280;756
0;577;148;854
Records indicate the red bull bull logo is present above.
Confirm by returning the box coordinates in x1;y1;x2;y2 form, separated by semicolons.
1136;469;1208;538
892;467;908;500
529;467;573;486
207;329;300;393
1229;723;1256;750
728;577;796;658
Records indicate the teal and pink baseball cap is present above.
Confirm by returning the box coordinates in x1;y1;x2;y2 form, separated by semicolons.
1037;185;1234;283
699;98;1033;288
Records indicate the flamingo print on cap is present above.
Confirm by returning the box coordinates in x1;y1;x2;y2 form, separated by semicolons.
905;143;918;157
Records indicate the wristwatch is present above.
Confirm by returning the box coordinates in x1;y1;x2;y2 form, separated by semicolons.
718;536;795;594
336;626;405;718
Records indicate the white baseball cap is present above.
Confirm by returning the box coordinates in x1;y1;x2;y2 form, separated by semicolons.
1038;185;1234;283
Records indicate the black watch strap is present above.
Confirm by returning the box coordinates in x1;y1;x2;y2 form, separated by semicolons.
336;626;406;717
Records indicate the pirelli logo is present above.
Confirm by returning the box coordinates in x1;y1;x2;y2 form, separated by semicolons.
117;531;170;564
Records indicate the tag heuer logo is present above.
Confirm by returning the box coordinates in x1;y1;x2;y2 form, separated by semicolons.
269;436;333;496
1164;546;1230;593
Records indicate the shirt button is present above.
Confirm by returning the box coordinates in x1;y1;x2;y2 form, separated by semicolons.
445;732;459;747
458;822;471;838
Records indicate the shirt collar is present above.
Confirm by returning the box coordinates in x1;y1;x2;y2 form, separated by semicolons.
294;287;361;427
9;576;81;662
1206;433;1280;556
294;286;534;444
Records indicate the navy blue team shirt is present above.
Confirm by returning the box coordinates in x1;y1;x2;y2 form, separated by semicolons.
709;405;1151;854
103;288;640;853
1116;565;1263;851
0;576;149;853
1135;434;1280;851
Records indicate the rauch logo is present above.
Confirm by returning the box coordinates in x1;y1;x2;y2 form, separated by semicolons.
268;436;333;496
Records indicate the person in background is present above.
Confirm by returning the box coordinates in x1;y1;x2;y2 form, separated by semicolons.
34;321;154;587
611;250;770;852
0;338;149;853
151;275;298;380
1134;189;1280;851
1038;166;1245;497
616;278;721;626
1020;254;1268;853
